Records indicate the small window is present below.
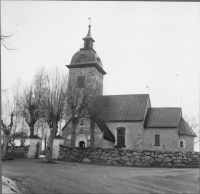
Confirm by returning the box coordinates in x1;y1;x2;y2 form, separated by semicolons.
77;76;85;88
117;128;126;147
179;140;185;148
154;133;160;146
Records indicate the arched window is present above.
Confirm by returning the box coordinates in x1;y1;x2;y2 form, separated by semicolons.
154;132;160;146
77;76;85;88
116;128;126;148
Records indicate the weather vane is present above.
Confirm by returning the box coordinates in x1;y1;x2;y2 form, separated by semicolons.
88;18;91;26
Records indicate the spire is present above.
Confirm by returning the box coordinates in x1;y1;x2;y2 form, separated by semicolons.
83;18;95;42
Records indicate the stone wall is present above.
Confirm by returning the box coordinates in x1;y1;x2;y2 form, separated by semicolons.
58;145;200;168
7;146;29;158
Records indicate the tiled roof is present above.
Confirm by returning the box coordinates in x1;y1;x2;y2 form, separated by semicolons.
94;94;150;121
178;118;196;137
95;120;115;142
144;108;182;128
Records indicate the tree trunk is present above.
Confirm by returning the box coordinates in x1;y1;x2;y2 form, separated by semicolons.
43;120;57;163
29;121;34;137
44;136;47;153
2;135;8;160
70;117;79;148
90;118;95;148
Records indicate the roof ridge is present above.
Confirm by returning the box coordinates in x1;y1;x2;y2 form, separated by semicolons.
102;94;149;97
150;107;181;109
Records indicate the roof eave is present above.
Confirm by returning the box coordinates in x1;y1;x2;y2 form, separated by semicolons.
66;63;107;75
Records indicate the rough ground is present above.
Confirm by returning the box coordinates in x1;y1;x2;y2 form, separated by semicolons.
2;158;200;194
2;176;20;194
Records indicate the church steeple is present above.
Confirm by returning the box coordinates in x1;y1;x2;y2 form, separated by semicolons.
82;18;95;50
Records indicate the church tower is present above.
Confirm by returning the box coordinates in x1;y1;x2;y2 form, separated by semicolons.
66;23;106;95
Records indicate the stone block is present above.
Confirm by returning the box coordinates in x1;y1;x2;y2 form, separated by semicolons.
171;157;176;160
188;158;193;162
121;156;130;161
163;154;168;157
107;160;112;164
93;155;100;159
134;158;141;162
74;154;83;161
134;162;143;166
132;152;138;156
130;158;135;162
100;156;107;160
143;152;151;156
181;160;189;164
91;152;98;155
177;156;183;160
166;163;173;166
135;156;140;159
112;154;117;157
158;155;163;158
144;156;151;160
126;153;132;157
163;157;172;163
116;157;120;161
196;158;200;162
149;159;154;163
173;160;181;163
83;158;90;163
168;154;174;157
112;161;118;165
124;162;133;166
155;158;163;163
140;156;145;160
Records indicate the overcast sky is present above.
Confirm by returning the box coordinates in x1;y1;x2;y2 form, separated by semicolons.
2;2;199;138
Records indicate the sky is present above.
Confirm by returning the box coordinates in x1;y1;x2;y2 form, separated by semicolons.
1;2;199;150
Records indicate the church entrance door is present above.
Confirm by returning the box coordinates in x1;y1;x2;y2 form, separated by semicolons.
75;134;87;147
79;141;85;147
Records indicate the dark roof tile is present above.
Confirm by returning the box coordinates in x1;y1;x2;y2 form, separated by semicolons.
94;94;150;121
145;108;182;127
178;118;196;137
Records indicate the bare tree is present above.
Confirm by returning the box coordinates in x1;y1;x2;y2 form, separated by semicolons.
1;112;14;160
35;118;50;152
184;115;199;144
42;68;68;162
17;68;46;137
1;30;16;50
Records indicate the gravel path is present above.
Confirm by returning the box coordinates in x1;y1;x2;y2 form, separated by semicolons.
2;158;199;194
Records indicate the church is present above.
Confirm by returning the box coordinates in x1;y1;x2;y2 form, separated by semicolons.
62;24;196;152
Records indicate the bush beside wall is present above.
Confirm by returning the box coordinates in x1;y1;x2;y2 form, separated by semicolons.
59;145;200;168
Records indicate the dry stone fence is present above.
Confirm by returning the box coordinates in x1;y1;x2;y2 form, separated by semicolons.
59;145;200;168
7;146;29;158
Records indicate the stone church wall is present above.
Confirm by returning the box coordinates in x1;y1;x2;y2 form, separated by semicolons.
106;121;144;149
178;135;194;152
58;146;200;168
143;128;178;151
